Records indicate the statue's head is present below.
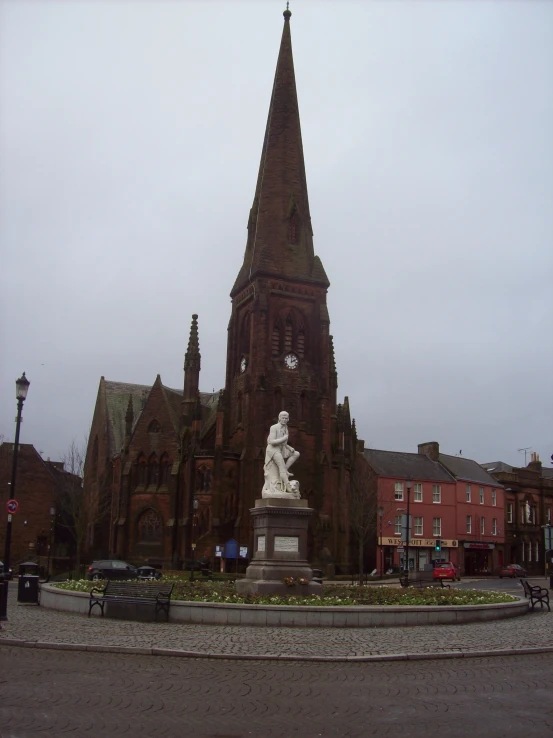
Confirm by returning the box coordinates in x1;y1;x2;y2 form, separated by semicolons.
278;411;289;425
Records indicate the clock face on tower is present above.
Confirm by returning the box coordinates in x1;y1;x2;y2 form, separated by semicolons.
240;356;247;373
284;353;299;370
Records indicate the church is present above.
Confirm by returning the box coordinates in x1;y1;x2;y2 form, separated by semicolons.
83;7;358;573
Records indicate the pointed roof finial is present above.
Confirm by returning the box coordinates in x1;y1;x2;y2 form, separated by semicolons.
184;313;201;370
283;2;291;21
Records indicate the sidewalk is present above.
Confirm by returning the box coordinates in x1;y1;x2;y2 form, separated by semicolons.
1;585;552;663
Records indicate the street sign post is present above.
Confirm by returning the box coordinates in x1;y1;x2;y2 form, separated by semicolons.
6;499;18;514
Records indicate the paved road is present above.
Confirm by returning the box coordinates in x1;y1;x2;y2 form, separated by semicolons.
1;647;552;738
1;580;552;660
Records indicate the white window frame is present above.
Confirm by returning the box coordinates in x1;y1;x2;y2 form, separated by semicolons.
432;484;441;504
466;515;472;534
479;487;484;505
414;517;423;536
432;517;442;536
394;516;402;536
491;489;496;507
492;518;497;535
465;484;471;503
413;483;423;502
507;503;513;523
480;516;485;535
394;482;404;501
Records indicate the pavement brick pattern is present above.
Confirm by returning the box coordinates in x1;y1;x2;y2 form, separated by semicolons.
1;647;552;737
1;598;552;660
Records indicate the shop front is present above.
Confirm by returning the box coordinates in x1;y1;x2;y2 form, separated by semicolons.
462;541;497;575
378;537;459;573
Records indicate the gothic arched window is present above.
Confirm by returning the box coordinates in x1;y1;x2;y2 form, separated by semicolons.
297;327;305;358
160;453;170;487
196;465;212;494
272;321;281;357
138;508;162;544
136;454;147;487
148;453;159;487
284;315;293;352
237;391;243;425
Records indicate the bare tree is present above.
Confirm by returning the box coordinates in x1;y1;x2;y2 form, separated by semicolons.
56;438;110;572
349;455;394;585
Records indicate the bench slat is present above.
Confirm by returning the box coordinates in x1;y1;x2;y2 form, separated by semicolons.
88;579;174;620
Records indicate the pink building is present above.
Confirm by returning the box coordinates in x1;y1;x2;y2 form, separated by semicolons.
363;442;505;576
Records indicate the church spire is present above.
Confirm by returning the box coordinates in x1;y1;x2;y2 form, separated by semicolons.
231;7;329;297
183;314;201;425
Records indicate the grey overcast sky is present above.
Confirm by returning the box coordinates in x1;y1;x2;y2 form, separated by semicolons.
1;0;552;469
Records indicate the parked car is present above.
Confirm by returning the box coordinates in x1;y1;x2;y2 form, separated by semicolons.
433;562;461;582
136;566;162;581
499;564;527;579
0;561;13;580
87;560;138;581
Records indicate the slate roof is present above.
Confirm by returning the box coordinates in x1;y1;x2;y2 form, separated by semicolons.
439;453;502;486
103;380;220;457
363;449;455;483
104;380;152;457
481;461;513;475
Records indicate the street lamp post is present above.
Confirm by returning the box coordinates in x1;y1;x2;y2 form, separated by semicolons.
404;478;412;584
189;498;198;582
378;506;384;579
1;372;30;622
46;506;56;579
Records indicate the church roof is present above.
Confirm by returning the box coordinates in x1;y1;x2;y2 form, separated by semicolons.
103;379;219;457
231;8;329;297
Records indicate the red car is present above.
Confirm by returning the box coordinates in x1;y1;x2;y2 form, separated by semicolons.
433;562;461;582
499;564;527;579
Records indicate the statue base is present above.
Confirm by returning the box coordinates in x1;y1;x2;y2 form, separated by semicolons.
236;498;322;597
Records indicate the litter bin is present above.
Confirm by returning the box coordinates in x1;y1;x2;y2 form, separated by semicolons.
18;561;40;604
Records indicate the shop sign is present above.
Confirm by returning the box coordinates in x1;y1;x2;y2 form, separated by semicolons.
378;537;458;548
463;542;495;550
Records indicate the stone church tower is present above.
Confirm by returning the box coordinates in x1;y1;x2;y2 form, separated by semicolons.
83;8;356;573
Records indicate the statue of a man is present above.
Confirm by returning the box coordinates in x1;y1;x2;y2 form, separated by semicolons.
262;410;300;497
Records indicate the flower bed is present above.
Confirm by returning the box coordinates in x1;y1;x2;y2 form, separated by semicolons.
54;579;517;607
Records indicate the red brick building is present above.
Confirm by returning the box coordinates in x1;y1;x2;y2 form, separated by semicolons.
0;442;78;573
363;441;505;576
83;9;357;572
482;454;553;575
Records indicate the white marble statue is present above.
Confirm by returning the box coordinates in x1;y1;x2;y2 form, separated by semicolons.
262;411;301;499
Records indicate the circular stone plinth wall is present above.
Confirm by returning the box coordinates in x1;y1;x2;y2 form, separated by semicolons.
39;584;529;627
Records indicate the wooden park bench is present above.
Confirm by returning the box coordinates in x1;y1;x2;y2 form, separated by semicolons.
88;580;174;621
399;575;450;589
520;579;550;611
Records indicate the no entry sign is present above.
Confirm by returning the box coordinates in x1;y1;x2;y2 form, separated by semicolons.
6;499;19;514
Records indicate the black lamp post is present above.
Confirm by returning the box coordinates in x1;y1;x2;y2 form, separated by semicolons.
46;506;56;579
378;506;384;579
404;478;412;584
1;372;30;622
189;498;198;582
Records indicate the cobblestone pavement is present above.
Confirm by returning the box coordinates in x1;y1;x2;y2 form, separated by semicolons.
1;646;552;737
0;587;552;661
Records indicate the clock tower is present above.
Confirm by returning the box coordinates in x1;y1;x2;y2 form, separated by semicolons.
223;7;346;562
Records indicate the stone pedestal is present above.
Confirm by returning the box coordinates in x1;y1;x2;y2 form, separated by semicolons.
236;498;322;596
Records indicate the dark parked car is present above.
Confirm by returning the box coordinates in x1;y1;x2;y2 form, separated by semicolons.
0;561;13;580
87;560;138;581
136;566;162;580
499;564;528;579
